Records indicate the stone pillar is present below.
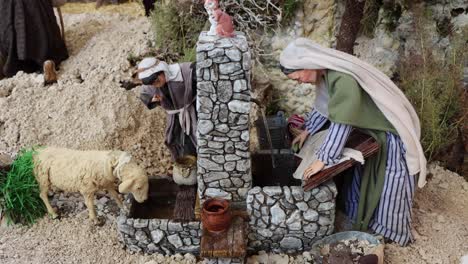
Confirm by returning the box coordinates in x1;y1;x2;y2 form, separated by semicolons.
196;32;252;203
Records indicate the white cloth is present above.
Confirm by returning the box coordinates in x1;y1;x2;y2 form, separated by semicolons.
166;107;191;136
280;38;427;187
137;57;183;82
293;130;364;180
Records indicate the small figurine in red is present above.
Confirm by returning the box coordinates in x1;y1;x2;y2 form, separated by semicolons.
204;0;235;37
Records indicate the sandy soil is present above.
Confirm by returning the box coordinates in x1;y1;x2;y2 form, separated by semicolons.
0;8;172;176
384;164;468;264
0;4;467;264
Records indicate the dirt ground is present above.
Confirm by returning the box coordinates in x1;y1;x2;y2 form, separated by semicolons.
0;5;173;176
0;3;467;264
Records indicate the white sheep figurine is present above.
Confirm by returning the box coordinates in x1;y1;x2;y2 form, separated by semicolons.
34;147;149;222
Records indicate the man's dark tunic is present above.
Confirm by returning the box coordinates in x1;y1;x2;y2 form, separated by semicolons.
140;63;197;160
0;0;69;77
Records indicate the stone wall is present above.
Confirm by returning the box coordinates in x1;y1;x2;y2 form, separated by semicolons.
196;32;252;203
117;214;201;255
246;182;337;254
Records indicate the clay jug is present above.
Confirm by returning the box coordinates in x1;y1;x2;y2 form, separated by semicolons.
201;198;231;233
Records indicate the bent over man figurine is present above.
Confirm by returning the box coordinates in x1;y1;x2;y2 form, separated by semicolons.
137;58;197;160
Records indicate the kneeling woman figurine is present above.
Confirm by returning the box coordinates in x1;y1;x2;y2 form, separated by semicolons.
280;38;426;246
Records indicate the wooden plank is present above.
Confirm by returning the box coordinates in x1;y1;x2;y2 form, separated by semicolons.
200;216;246;258
303;132;380;191
194;193;201;221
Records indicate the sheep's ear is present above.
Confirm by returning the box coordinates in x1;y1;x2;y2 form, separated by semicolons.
118;179;135;194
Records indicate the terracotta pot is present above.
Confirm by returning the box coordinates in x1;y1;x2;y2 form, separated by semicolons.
201;198;231;233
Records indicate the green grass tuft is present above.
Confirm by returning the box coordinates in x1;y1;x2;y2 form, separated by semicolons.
0;147;46;225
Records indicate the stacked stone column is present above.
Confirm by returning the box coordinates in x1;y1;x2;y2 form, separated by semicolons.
196;32;252;203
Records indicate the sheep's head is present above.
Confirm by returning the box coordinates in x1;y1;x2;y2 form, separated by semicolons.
117;162;149;203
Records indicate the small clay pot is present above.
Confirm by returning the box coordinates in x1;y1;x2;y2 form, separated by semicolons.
201;198;231;233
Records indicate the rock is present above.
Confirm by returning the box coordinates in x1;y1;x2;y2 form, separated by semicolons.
258;228;274;238
219;62;242;75
225;154;241;161
303;210;319;222
297;202;309;211
197;43;215;52
150;230;165;244
233;80;247;92
217;81;233;103
241;130;249;142
168;222;183;232
318;216;332;226
291;187;304;201
270;203;286;225
215;124;229;134
318;202;334;211
135;230;149;244
315;188;332;203
133;219;149;228
225;49;242;61
198;81;215;93
242;52;251;70
224;162;236;171
207;48;224;58
198;120;214;135
227;130;241;138
197;59;213;69
236;159;250;172
198;96;213;113
207;142;224;149
199;157;223;171
303;223;318;233
205;188;232;200
228;100;250;113
237;188;249;198
280;236;302;250
264;186;283;196
167;234;183;248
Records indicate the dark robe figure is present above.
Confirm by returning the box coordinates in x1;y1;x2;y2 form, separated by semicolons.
139;62;197;160
0;0;69;77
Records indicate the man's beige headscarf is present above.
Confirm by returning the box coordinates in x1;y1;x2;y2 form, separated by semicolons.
137;57;183;82
280;38;427;188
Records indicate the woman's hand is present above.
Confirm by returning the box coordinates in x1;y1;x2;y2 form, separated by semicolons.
292;130;309;149
303;160;325;180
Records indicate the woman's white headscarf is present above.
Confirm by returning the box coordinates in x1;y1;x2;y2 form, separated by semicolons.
280;38;427;188
137;57;183;82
